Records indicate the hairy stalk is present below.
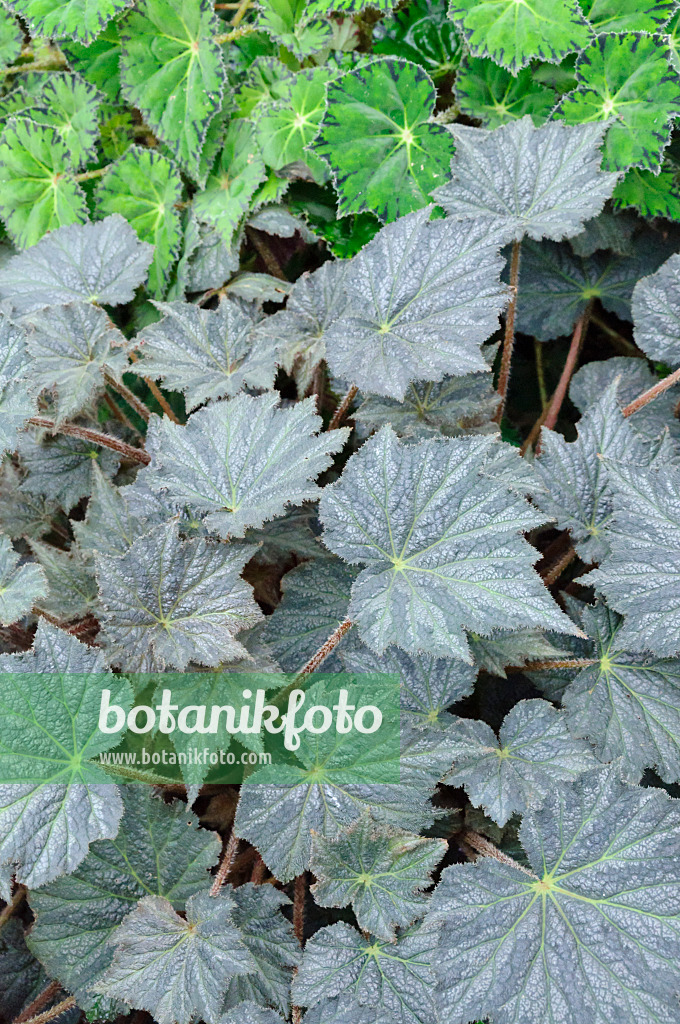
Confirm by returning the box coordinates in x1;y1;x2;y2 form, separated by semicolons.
28;417;150;464
74;165;110;182
542;545;577;586
0;886;26;932
13;983;62;1024
2;57;67;76
103;391;134;430
13;996;75;1024
534;338;548;409
519;658;597;672
231;0;254;24
293;872;307;945
520;303;592;455
328;384;358;431
622;365;680;418
461;829;537;879
104;371;151;423
215;23;257;44
493;239;521;424
129;352;182;423
251;852;266;884
210;830;240;896
295;617;353;678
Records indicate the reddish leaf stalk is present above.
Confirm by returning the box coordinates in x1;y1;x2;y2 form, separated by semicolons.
13;989;72;1024
622;365;680;418
104;370;151;423
129;351;182;423
0;886;25;932
295;617;353;678
461;829;537;878
542;545;577;586
210;830;240;896
28;417;150;465
493;239;521;424
328;384;358;431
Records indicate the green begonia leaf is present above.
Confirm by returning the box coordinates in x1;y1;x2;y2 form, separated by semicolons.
0;620;131;889
310;815;447;940
319;427;579;659
96;519;263;670
25;73;103;170
62;24;123;102
613;165;680;220
0;215;153;314
455;57;556;128
313;58;454;222
0;535;46;626
580;0;677;32
132;298;275;410
119;0;226;183
433;118;619;244
555;32;680;172
449;0;592;73
95;891;256;1024
444;698;597;825
255;66;331;181
193;120;267;248
0;9;22;69
27;788;220;1013
428;769;680;1024
4;0;134;43
256;0;332;58
143;392;349;538
95;147;183;297
0;118;88;249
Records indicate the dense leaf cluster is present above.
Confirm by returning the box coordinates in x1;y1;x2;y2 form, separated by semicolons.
1;3;680;1024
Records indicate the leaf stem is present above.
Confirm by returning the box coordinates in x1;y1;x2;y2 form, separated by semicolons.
622;365;680;418
13;982;62;1024
250;852;266;884
520;302;592;455
210;830;240;896
104;370;151;423
461;829;537;878
493;239;521;424
129;352;182;423
28;417;150;465
0;886;25;933
293;872;307;945
246;226;287;280
534;338;547;409
73;165;111;182
12;995;76;1024
295;617;353;678
542;545;577;586
328;385;358;431
215;23;257;44
520;658;597;671
1;58;66;76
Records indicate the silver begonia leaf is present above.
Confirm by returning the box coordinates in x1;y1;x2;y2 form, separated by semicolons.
95;891;256;1024
534;600;680;784
0;534;46;626
533;383;654;562
433;118;619;244
443;698;598;826
319;427;580;659
323;208;508;400
310;814;447;941
292;921;441;1024
632;251;680;365
0;313;37;455
427;769;680;1024
143;393;349;538
29;538;98;623
96;519;262;670
27;787;220;1013
0;620;131;889
587;460;680;657
25;302;129;425
133;299;277;412
18;429;121;511
0;215;153;314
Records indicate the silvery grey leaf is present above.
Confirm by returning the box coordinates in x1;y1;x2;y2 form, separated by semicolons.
261;558;358;672
132;299;276;412
428;769;680;1024
533;383;653;561
27;788;220;1013
0;462;63;540
293;921;440;1024
18;429;121;511
0;314;37;455
25;302;129;425
223;883;300;1015
220;1002;284;1024
355;371;498;440
310;815;447;941
0;215;153;314
73;463;171;559
319;427;579;659
251;259;350;394
632;251;680;365
469;628;570;678
143;393;349;539
95;891;256;1024
587;460;680;656
96;519;263;670
323;209;508;400
569;209;636;257
0;620;130;889
29;538;98;622
433;118;619;244
570;356;680;444
0;535;46;626
443;699;598;825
